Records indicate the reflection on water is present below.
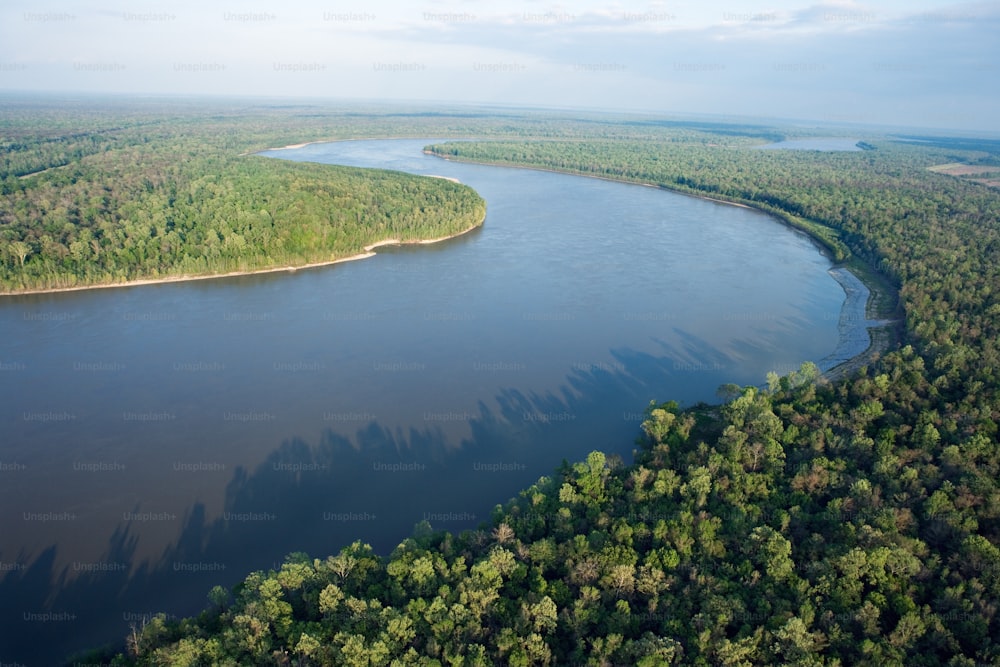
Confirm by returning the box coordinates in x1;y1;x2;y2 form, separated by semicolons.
0;139;851;663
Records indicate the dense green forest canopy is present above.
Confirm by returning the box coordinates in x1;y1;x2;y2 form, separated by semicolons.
0;98;506;292
9;98;999;665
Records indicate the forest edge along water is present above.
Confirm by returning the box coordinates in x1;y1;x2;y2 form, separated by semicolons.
0;135;893;384
6;100;995;666
0;222;484;297
421;140;898;381
1;137;886;665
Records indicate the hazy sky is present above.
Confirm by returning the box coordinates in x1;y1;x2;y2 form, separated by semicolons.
0;0;997;131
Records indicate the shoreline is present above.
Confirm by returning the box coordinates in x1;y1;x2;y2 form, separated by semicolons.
242;139;333;156
278;139;899;385
427;149;899;382
244;136;478;158
821;267;902;382
0;222;483;298
429;152;755;210
820;267;900;382
3;138;481;298
12;137;896;383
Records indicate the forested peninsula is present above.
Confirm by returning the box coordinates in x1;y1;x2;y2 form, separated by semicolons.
0;104;485;294
9;100;998;665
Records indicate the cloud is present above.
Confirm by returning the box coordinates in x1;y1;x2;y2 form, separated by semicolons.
0;0;996;131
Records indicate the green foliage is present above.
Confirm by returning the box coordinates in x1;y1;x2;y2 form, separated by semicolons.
114;414;1000;665
44;108;1000;665
0;102;499;293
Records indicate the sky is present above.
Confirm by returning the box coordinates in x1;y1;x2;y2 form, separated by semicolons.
0;0;997;132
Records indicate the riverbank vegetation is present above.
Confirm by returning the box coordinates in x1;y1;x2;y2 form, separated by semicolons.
12;98;998;664
0;100;491;293
98;378;1000;665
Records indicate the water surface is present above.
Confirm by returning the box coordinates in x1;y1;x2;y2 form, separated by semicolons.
0;138;856;663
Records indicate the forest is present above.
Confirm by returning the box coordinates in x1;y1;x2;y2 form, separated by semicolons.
0;101;487;292
6;98;999;665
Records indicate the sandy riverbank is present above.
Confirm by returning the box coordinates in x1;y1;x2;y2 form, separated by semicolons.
237;140;327;157
0;222;483;298
3;139;485;297
268;140;327;151
822;267;901;382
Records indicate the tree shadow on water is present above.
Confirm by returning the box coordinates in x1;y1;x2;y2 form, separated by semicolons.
0;341;729;664
1;420;526;664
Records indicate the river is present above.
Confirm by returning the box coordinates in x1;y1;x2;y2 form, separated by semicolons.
0;138;864;663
